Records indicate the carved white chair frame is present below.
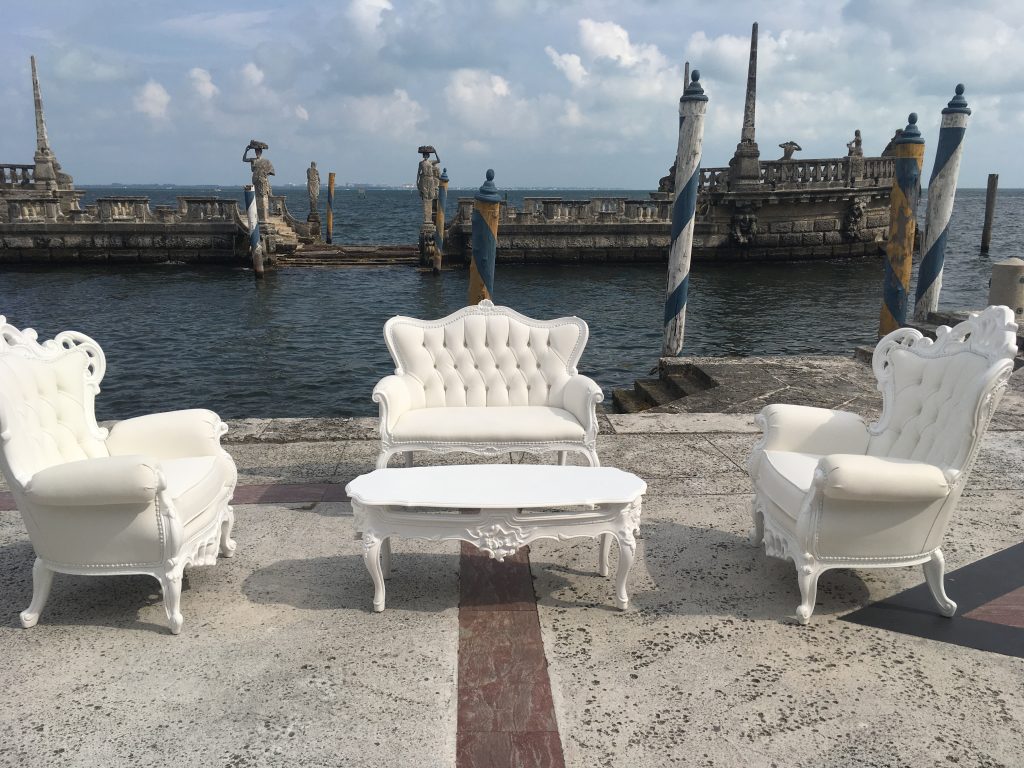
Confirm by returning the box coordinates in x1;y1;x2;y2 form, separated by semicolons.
373;300;603;469
0;318;237;634
747;306;1018;623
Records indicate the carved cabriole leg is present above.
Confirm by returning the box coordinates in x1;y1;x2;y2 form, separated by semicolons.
749;496;765;546
587;449;601;467
363;532;386;612
20;557;54;628
614;533;636;610
403;451;415;467
375;449;393;470
220;504;237;558
598;533;612;577
159;570;184;635
795;557;822;625
557;451;567;466
923;549;957;617
381;537;392;579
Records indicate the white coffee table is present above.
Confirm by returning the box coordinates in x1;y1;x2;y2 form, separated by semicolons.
345;465;647;612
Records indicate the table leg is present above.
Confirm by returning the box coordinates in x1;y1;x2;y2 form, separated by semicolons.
557;450;567;466
381;537;392;579
598;533;612;577
614;533;636;610
362;533;386;612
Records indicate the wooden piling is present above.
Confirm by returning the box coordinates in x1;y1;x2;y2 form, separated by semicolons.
326;172;336;245
468;170;499;304
981;173;998;253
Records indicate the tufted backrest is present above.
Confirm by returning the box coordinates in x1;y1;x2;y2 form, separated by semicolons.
383;301;588;408
868;306;1018;471
0;319;109;487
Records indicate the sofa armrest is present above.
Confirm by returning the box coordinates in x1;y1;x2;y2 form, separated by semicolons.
373;374;426;434
106;409;226;459
562;374;604;435
818;454;949;502
25;455;164;506
754;404;868;456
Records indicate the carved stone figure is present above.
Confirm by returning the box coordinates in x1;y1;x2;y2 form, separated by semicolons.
731;210;758;244
847;129;863;157
306;162;320;212
778;141;802;160
243;140;275;216
416;145;440;224
843;197;867;239
658;161;677;194
881;129;903;157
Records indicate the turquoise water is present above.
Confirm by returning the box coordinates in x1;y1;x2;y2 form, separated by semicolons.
1;187;1020;419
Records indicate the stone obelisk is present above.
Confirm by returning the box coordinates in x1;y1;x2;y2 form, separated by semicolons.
728;23;760;188
30;56;58;190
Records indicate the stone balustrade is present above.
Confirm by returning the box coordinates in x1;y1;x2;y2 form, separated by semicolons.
457;196;673;226
177;196;241;223
96;196;152;222
0;165;35;187
6;198;58;223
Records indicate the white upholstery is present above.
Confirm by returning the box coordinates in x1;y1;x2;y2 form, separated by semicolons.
373;300;603;467
747;306;1019;624
0;317;237;634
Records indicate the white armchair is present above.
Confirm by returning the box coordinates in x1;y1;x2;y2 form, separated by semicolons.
747;306;1018;623
374;300;603;468
0;317;237;634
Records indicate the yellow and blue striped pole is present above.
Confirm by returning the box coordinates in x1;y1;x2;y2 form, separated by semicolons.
244;184;264;278
663;69;708;356
879;113;925;336
326;171;335;244
468;169;499;304
914;85;971;321
435;167;448;255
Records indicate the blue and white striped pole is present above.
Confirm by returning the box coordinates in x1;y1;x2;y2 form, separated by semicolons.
663;69;708;357
244;184;264;278
914;84;971;321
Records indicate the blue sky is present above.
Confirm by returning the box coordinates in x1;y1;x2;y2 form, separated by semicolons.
4;0;1023;187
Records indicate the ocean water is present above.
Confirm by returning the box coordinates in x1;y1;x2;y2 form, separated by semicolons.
1;186;1020;419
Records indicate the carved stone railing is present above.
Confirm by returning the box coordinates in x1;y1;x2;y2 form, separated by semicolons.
699;167;729;191
455;196;672;226
96;196;152;222
0;164;35;187
760;158;849;188
177;196;242;223
861;157;896;186
6;198;58;223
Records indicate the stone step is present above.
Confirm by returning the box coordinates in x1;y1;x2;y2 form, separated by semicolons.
612;387;649;414
633;377;680;407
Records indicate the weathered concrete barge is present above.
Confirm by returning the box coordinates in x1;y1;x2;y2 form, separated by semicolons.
446;24;894;265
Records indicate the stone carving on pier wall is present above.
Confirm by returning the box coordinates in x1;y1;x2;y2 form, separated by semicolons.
730;203;758;245
842;196;867;240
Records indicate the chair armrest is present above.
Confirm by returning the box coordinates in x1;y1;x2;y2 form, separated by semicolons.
818;454;949;502
755;404;869;456
106;409;226;459
373;375;426;434
562;374;604;434
25;455;163;506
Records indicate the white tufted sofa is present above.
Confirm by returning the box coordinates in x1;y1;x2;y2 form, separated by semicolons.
373;300;603;469
0;316;237;634
747;306;1018;624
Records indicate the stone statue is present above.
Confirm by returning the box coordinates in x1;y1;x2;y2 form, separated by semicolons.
416;145;440;224
243;140;275;215
846;129;863;157
658;161;677;194
778;141;802;160
306;161;320;212
881;129;903;157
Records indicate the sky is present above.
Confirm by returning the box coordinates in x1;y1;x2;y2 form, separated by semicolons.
4;0;1023;188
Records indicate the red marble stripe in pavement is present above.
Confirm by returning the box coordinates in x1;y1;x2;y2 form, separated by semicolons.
964;585;1024;629
457;542;565;768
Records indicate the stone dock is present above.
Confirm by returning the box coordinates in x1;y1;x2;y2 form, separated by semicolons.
1;357;1022;767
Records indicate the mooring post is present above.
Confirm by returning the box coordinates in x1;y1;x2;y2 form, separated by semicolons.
663;69;709;357
981;173;998;253
988;258;1024;321
879;113;924;336
914;84;971;321
244;184;264;278
326;172;335;244
435;168;448;266
468;169;499;304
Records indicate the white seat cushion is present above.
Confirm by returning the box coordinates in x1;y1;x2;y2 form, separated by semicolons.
758;450;820;519
391;405;586;444
160;455;231;530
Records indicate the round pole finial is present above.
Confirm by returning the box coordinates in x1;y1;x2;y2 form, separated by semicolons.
475;168;500;202
440;167;449;182
682;67;708;103
943;83;971;115
896;112;924;144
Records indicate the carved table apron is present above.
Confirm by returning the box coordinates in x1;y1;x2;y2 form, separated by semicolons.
345;465;647;612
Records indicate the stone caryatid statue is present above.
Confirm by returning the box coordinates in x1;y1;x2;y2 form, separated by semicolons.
778;141;802;160
847;129;863;157
416;145;441;225
306;161;321;214
243;140;275;217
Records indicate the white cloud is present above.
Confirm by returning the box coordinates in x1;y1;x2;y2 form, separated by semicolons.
53;48;127;82
559;100;584;127
242;62;264;87
579;19;668;70
545;46;587;87
161;11;272;47
346;88;425;139
133;80;170;119
189;68;219;100
295;105;309;121
347;0;393;43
